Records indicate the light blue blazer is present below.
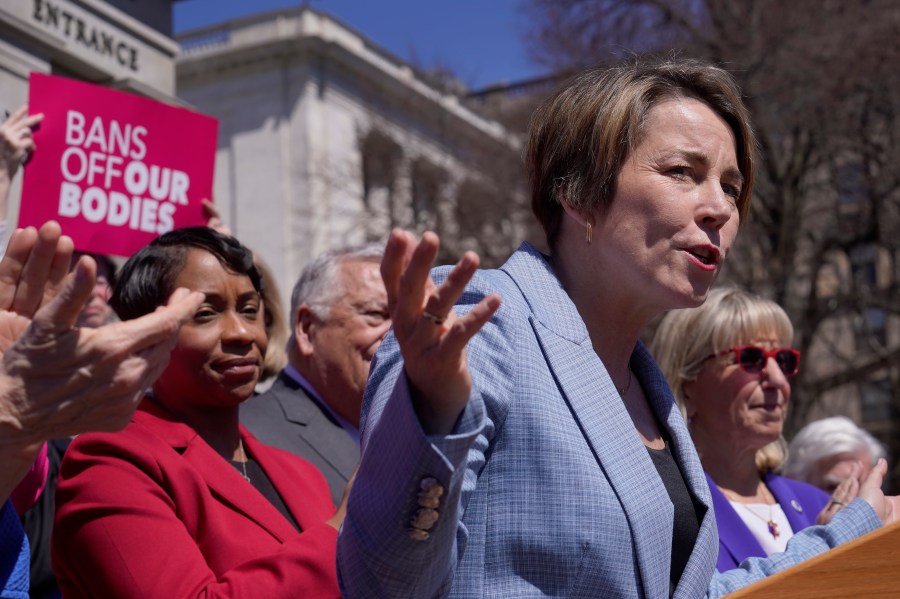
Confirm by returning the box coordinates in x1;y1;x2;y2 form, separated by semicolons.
337;242;879;598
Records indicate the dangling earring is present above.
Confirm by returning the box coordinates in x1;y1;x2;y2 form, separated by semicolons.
585;221;593;244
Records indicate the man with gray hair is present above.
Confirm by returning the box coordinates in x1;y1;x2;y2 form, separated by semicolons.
241;243;389;504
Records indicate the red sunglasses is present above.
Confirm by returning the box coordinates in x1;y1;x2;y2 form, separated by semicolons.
706;345;801;377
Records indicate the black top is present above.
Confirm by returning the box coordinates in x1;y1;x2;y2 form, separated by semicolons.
647;441;702;598
230;457;301;532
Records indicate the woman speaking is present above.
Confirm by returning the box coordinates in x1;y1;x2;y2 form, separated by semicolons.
336;57;899;598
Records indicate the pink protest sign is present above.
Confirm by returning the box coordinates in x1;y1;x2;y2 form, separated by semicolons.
20;72;218;257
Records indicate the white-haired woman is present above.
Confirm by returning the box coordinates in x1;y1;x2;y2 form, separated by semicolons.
785;416;886;494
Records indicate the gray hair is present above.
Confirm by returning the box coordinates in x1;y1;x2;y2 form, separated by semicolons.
784;416;886;482
287;243;384;348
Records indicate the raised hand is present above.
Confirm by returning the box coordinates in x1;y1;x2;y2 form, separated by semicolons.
380;229;500;434
0;105;43;178
202;199;232;237
857;458;900;525
0;223;73;318
0;221;204;444
816;462;861;525
1;276;203;442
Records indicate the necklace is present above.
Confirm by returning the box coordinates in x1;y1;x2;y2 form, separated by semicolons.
721;487;780;539
237;439;250;483
740;504;780;539
617;369;633;398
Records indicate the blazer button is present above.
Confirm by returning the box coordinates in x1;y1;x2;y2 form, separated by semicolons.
419;477;444;499
408;528;430;542
410;508;440;531
418;495;440;509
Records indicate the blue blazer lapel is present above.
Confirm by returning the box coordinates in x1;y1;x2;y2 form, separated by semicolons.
637;346;718;596
534;322;671;599
502;245;672;599
637;345;709;504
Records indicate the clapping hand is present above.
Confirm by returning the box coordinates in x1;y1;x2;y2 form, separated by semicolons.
857;459;900;525
815;457;900;527
0;222;204;446
380;229;500;434
816;463;861;525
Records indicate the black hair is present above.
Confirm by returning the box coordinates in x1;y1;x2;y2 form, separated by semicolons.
110;227;262;321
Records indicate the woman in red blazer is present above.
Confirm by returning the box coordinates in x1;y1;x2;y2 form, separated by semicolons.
52;227;342;598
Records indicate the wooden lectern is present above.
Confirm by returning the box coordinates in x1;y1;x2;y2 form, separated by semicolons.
725;520;900;598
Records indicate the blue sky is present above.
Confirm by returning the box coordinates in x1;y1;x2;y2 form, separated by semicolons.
173;0;548;90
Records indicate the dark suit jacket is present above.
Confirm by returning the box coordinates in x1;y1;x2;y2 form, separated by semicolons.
707;471;830;571
241;371;358;505
52;400;340;598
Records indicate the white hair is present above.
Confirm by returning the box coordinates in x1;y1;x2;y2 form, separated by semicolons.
287;243;384;350
784;416;885;482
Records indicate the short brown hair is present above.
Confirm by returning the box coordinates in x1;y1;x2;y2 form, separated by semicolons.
527;56;756;248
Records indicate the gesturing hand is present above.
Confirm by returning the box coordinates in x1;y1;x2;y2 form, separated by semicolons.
381;229;500;434
0;223;73;319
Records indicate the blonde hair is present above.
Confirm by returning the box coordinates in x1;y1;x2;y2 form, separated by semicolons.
650;286;794;473
254;256;288;383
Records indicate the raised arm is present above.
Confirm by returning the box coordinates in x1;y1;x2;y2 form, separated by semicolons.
380;229;499;433
0;222;203;502
0;105;43;254
339;229;504;597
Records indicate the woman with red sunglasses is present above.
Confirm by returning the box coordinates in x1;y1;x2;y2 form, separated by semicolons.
651;286;860;571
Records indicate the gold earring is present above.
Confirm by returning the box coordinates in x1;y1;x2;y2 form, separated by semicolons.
585;221;592;244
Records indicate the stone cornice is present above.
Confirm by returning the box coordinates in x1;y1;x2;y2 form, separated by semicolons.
176;7;520;151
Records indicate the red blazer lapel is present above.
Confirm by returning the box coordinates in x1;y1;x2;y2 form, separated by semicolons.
243;429;337;533
183;438;301;543
135;401;300;543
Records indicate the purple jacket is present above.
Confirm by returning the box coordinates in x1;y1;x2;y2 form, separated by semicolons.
706;471;830;572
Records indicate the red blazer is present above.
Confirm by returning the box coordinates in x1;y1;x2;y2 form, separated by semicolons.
52;400;340;598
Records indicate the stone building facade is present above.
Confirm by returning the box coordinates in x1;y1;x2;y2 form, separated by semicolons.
176;7;520;309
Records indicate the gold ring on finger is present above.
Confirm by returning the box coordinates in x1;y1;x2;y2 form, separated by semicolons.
422;310;447;325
